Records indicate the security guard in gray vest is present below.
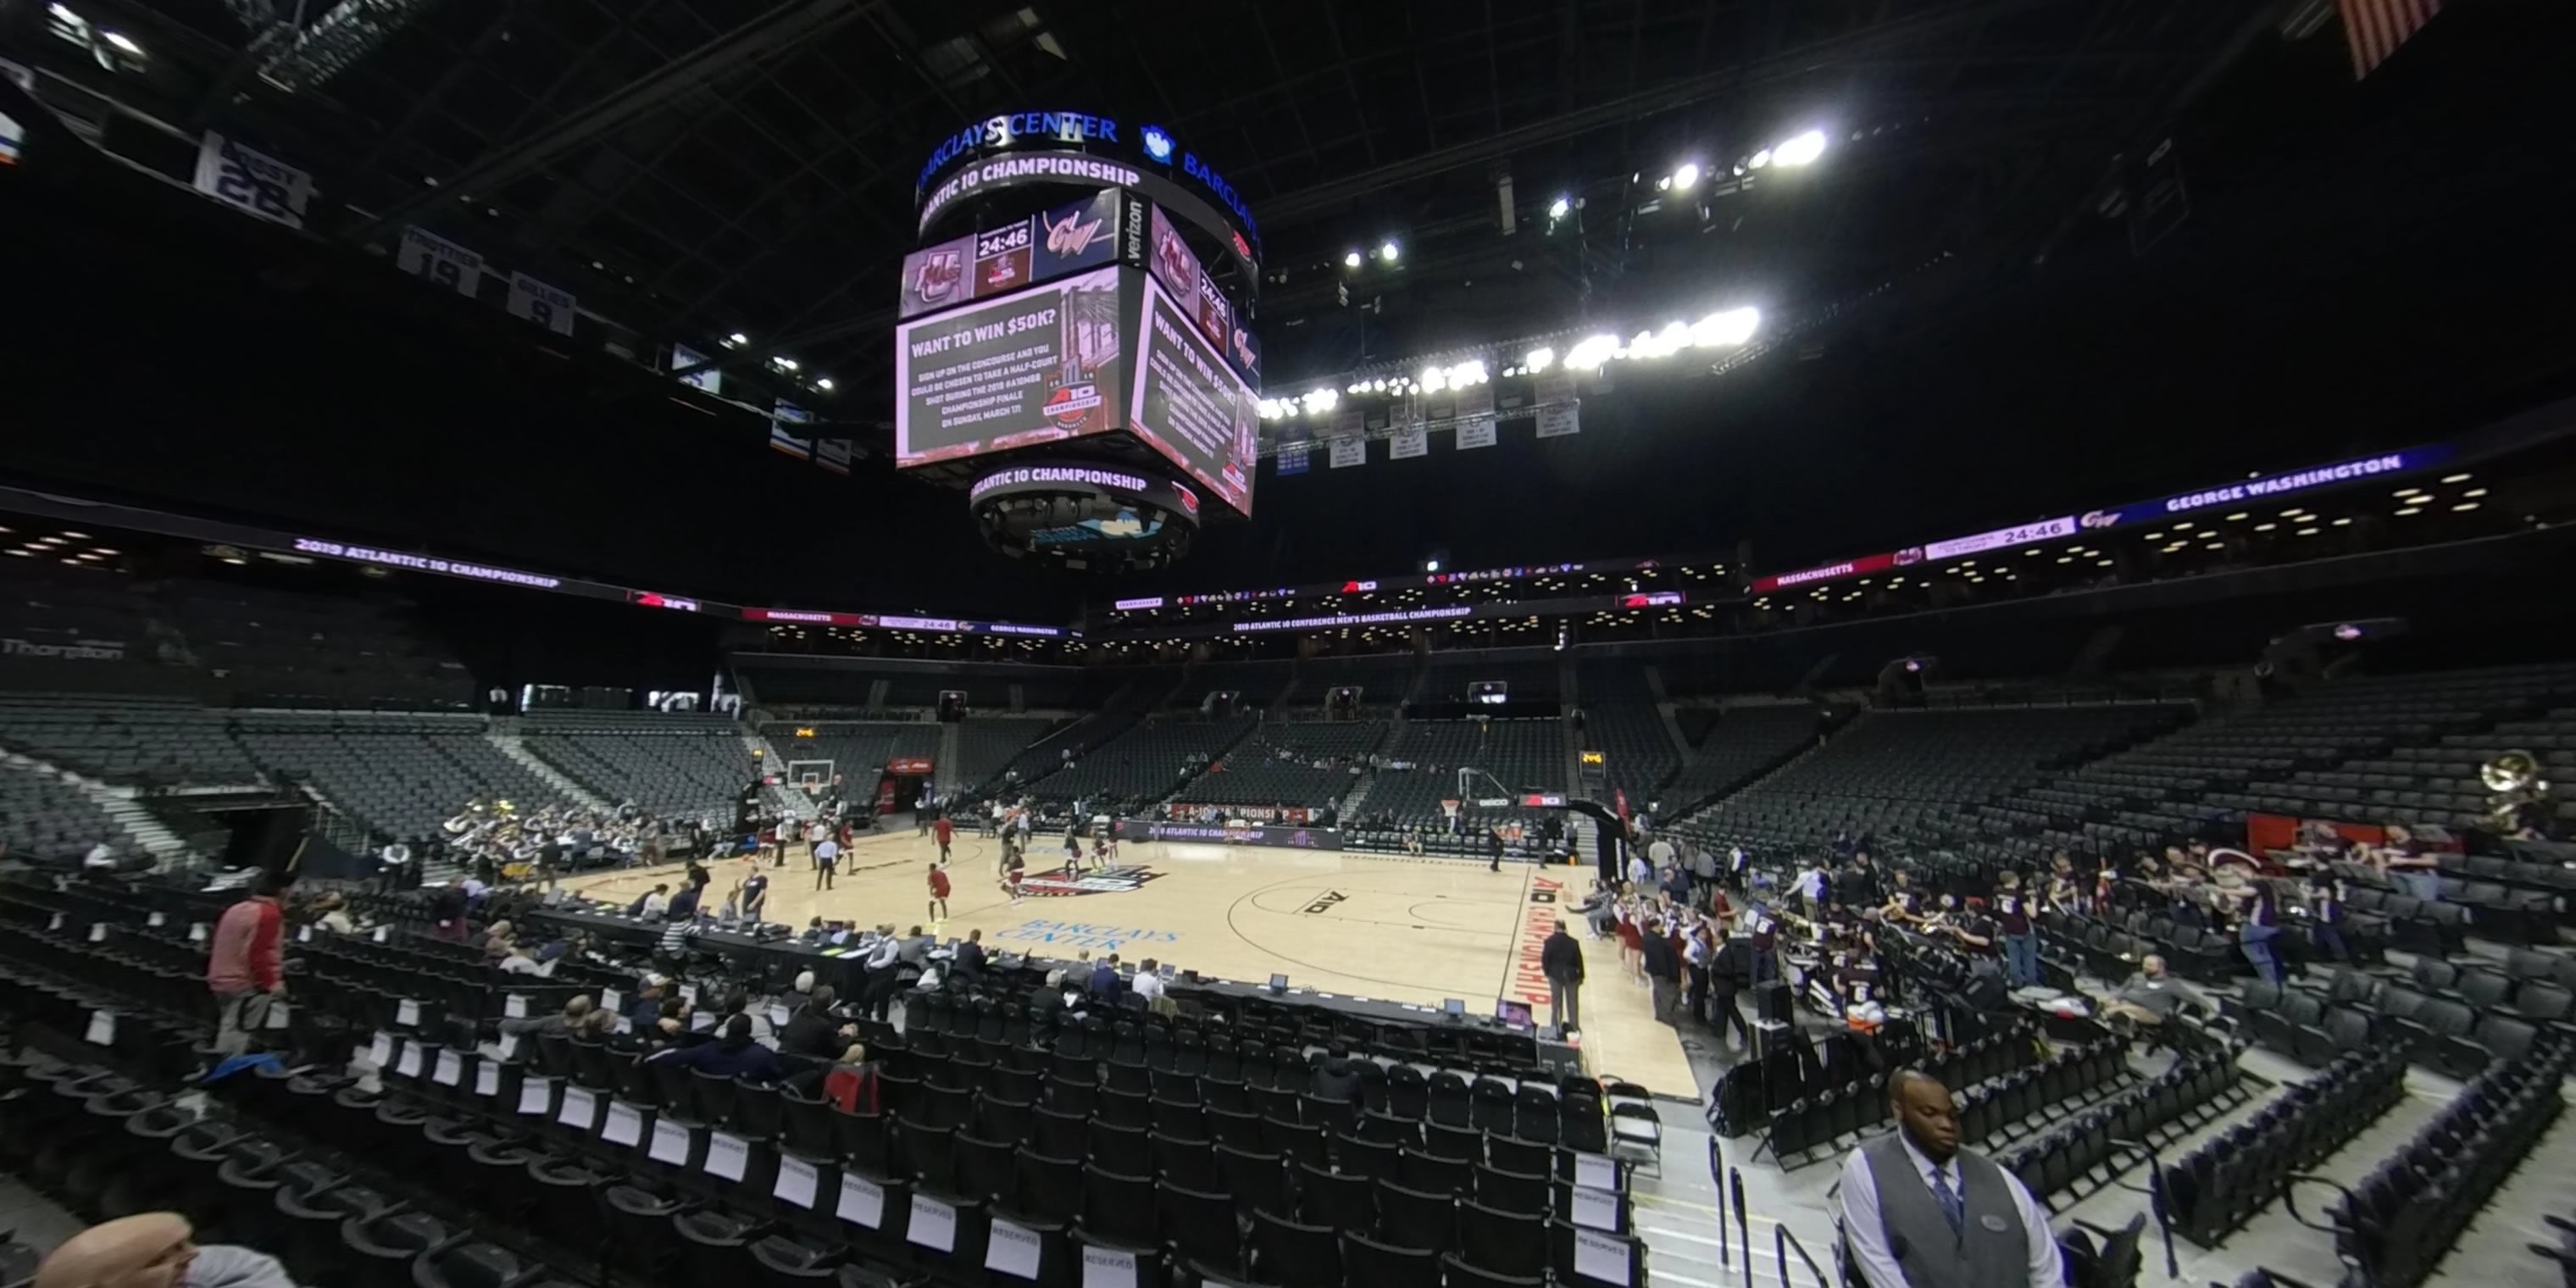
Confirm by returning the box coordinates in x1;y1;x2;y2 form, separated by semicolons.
1839;1069;2064;1288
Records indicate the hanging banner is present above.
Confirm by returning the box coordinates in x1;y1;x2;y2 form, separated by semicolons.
1331;401;1364;441
508;272;576;335
398;227;483;298
0;110;22;167
1535;369;1578;408
815;439;852;475
1456;415;1498;450
1328;436;1367;469
1452;380;1494;421
1390;428;1428;459
671;342;722;395
193;132;314;229
771;402;813;459
1275;445;1310;477
1536;401;1582;439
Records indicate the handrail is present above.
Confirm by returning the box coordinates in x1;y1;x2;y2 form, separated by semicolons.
2114;1135;2183;1280
1776;1224;1832;1288
1707;1136;1730;1269
1731;1165;1752;1279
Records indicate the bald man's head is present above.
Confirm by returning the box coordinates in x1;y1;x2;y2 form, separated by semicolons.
1888;1069;1960;1163
35;1213;197;1288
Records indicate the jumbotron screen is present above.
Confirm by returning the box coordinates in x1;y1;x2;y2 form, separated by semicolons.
895;265;1126;469
895;264;1255;517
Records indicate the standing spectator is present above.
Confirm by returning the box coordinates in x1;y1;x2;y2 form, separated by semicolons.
741;870;769;922
1641;917;1681;1024
813;833;840;891
1709;927;1756;1050
1541;921;1585;1035
934;813;954;863
770;818;793;868
1994;873;2039;987
926;862;951;922
207;872;287;1056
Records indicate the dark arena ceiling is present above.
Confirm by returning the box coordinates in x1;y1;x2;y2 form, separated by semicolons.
1;0;2572;619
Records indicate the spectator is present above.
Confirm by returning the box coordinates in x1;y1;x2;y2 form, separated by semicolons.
813;834;840;891
652;1013;781;1081
33;1211;295;1288
1541;922;1585;1035
951;930;988;984
1132;957;1167;1008
2098;955;2212;1030
206;872;286;1056
1088;952;1124;1000
741;871;769;922
781;985;855;1058
500;995;594;1042
626;885;669;919
1641;918;1681;1024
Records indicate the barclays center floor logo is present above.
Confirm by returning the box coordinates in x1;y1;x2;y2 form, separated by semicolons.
1019;863;1161;897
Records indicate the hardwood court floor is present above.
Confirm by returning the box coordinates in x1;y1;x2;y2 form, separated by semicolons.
558;828;1696;1096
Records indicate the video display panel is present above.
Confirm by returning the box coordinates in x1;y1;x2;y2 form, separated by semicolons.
896;265;1125;468
1128;273;1256;516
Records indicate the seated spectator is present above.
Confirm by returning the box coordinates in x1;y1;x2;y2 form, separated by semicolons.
308;893;355;936
2100;955;2213;1028
501;995;593;1041
624;975;673;1031
1311;1047;1363;1106
479;920;515;961
652;1013;781;1081
497;943;551;976
33;1211;294;1288
780;985;855;1058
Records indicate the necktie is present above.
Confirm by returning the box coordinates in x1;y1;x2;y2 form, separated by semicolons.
1929;1167;1965;1238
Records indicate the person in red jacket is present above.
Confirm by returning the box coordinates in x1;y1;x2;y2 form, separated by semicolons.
933;813;954;863
926;862;952;923
207;871;288;1055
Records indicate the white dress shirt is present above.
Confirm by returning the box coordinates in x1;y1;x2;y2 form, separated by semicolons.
1838;1134;2063;1288
1133;972;1167;1003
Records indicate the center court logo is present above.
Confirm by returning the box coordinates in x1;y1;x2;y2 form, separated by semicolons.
996;918;1180;952
1017;863;1161;897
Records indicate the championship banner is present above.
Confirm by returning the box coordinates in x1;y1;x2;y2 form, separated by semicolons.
398;227;482;297
815;439;852;475
193;132;314;229
1275;444;1309;476
1331;401;1364;441
1452;379;1494;422
770;401;813;459
1328;436;1367;469
1535;401;1581;439
1389;428;1428;459
508;272;576;335
671;342;722;395
1456;415;1497;449
1534;368;1578;406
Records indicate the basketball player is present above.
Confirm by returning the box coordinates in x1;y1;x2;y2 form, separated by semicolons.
926;862;951;923
1002;852;1025;904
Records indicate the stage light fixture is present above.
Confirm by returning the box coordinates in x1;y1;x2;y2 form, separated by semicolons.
1747;148;1771;170
724;332;748;347
1672;163;1701;191
100;29;140;54
1566;334;1621;369
814;378;835;391
1775;130;1828;165
1379;241;1400;263
1547;196;1570;219
1690;306;1761;347
772;356;799;371
1524;347;1556;373
1343;250;1362;269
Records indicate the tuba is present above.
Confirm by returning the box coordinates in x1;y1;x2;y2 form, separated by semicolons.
2481;751;2550;834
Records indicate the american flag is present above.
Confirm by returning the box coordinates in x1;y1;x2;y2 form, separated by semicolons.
2336;0;2440;78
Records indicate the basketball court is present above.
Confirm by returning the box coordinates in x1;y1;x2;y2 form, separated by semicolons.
556;828;1696;1096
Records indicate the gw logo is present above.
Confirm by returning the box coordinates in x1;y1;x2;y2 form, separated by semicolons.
1302;891;1347;916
